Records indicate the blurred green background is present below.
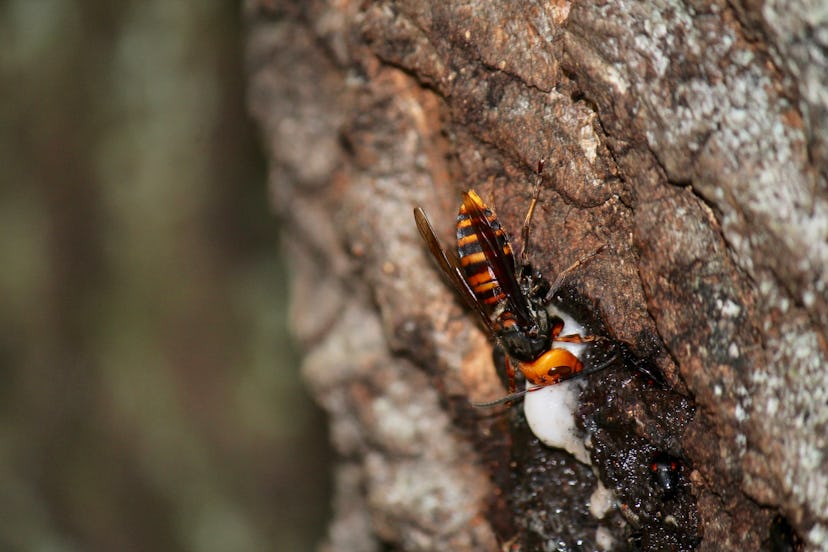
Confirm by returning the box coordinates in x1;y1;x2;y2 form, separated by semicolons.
0;1;330;550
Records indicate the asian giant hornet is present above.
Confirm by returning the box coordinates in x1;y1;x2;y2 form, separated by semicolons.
413;161;614;406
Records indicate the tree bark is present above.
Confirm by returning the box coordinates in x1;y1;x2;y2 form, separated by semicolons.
245;1;828;550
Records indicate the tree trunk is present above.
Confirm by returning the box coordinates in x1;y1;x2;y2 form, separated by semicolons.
245;1;828;550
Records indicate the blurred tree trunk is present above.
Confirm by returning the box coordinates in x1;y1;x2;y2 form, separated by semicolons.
245;1;828;550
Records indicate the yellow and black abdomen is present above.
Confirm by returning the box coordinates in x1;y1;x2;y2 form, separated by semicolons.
455;190;514;314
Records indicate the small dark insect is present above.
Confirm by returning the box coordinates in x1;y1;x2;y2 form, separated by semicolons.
649;453;682;494
413;161;613;405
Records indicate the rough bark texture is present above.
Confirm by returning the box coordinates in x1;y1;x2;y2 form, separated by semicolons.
245;1;827;550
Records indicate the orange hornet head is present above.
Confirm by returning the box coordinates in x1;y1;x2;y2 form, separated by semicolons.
518;347;583;386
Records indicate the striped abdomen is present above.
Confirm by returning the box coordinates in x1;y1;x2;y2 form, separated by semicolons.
455;190;515;327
